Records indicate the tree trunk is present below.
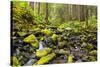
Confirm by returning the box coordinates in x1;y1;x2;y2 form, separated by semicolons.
45;3;49;23
85;6;89;28
38;2;40;15
30;2;34;10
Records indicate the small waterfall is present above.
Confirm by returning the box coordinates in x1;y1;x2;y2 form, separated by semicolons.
39;41;44;50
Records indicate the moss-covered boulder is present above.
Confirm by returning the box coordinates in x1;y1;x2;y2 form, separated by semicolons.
12;56;20;66
86;43;94;50
52;34;58;42
54;49;68;55
58;41;67;48
17;32;27;37
23;34;37;43
89;50;97;56
36;48;52;57
88;56;97;61
31;42;39;48
68;55;74;63
41;29;52;36
57;28;64;33
23;34;39;48
36;53;56;65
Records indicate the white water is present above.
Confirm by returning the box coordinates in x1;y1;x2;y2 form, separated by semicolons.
39;41;44;50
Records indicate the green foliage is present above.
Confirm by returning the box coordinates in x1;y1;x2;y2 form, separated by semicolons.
12;1;34;23
36;48;52;57
59;17;97;33
59;21;82;29
36;53;56;64
87;16;97;31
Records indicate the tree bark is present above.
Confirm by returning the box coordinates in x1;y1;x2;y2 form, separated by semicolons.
45;3;49;22
38;2;40;15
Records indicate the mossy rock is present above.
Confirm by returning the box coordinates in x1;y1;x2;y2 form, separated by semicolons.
12;56;20;66
12;32;16;36
33;28;41;31
17;32;27;37
31;42;39;48
57;28;64;33
36;48;52;57
55;49;68;54
52;34;58;42
68;55;74;63
41;29;52;36
88;56;97;61
65;27;72;30
23;34;37;43
23;34;39;48
89;50;97;56
36;53;56;65
40;37;44;41
58;41;67;48
86;43;94;50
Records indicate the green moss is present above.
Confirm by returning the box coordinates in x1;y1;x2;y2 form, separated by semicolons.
41;29;52;36
52;34;58;42
17;32;27;37
36;53;56;65
23;34;39;48
68;55;74;63
57;28;64;33
58;41;67;48
40;37;44;41
31;42;39;48
86;43;94;50
23;34;37;43
55;49;68;54
89;50;97;56
12;56;20;66
88;56;97;61
36;48;52;57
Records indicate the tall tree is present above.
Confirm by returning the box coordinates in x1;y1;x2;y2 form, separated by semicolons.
38;2;40;15
45;3;49;22
85;6;89;28
29;2;34;10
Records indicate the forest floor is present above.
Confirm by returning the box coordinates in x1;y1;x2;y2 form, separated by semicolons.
11;23;97;66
